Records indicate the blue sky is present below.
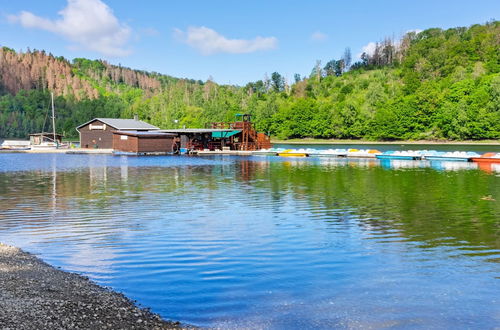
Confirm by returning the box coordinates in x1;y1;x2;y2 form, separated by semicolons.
1;0;499;85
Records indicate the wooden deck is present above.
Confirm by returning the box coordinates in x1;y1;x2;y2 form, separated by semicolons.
0;148;113;154
196;150;253;156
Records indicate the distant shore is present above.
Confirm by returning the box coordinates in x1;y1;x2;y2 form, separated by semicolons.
0;148;113;154
271;139;500;145
0;243;188;329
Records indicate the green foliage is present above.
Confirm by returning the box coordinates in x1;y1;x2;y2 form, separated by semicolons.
72;58;106;73
0;21;499;141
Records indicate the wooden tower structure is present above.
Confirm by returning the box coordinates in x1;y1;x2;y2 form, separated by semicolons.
211;114;272;151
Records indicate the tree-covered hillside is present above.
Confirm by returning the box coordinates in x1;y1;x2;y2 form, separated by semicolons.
0;21;499;140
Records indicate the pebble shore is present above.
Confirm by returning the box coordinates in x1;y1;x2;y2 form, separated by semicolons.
0;243;188;329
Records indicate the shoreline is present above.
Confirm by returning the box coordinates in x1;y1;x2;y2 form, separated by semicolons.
0;148;113;154
271;139;500;145
0;243;188;329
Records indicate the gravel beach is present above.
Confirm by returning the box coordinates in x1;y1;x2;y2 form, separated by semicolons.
0;243;187;329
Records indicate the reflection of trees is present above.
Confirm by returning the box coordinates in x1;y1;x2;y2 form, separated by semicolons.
253;161;500;251
0;159;498;253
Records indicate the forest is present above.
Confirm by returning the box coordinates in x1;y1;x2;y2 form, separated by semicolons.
0;21;499;140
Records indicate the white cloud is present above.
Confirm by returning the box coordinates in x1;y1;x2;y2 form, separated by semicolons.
310;31;328;42
8;0;131;57
406;29;423;34
361;42;376;56
174;26;277;55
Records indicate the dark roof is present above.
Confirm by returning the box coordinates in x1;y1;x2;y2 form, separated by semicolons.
76;118;159;131
112;130;176;137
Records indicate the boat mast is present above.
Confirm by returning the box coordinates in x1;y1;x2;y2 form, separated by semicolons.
51;92;57;148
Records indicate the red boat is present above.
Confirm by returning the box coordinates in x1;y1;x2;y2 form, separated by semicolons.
471;152;500;163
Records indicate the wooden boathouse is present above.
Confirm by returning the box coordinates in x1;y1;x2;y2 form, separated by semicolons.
76;114;271;154
161;114;271;152
112;131;177;154
76;117;159;149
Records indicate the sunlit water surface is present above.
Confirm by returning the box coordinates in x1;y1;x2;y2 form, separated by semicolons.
0;153;499;328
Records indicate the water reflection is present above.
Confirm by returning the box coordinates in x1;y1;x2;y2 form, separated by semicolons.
429;160;479;171
0;154;499;328
477;162;500;174
380;159;429;170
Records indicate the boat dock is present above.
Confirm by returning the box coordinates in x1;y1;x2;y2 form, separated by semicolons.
196;149;253;156
0;148;113;154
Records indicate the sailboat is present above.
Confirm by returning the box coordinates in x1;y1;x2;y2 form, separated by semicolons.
30;92;62;149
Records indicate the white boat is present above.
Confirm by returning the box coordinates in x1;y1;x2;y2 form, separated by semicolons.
308;148;348;157
252;148;279;156
0;140;31;150
29;93;62;150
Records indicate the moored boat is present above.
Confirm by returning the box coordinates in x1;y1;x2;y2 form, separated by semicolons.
0;140;31;150
376;150;423;160
471;152;500;163
278;149;309;157
346;149;381;158
252;148;280;156
308;148;348;157
424;151;480;162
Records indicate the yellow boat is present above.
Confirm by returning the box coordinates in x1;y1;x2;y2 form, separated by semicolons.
278;149;309;157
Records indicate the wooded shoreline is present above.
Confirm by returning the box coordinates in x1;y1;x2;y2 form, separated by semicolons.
272;139;500;145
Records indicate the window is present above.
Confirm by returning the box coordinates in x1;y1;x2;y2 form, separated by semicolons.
89;124;106;130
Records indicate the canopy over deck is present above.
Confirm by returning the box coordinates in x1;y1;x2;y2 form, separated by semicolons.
158;129;238;134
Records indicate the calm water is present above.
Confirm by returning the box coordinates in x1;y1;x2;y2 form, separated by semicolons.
0;152;499;328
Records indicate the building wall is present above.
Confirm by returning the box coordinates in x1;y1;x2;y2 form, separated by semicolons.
137;136;174;153
79;120;115;149
112;134;139;152
113;134;174;153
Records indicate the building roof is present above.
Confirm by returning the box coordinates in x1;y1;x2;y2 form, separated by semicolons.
29;132;63;137
76;118;159;131
112;130;176;137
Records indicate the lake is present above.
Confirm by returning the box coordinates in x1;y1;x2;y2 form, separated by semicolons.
0;151;499;328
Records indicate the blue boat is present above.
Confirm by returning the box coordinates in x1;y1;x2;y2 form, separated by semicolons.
424;151;480;162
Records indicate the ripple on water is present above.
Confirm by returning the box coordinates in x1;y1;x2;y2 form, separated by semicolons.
0;153;499;328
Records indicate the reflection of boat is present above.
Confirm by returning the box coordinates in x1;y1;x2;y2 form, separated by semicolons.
278;149;309;157
424;151;480;162
376;150;423;160
429;161;478;171
346;149;381;158
476;161;500;174
471;153;500;164
380;159;429;169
